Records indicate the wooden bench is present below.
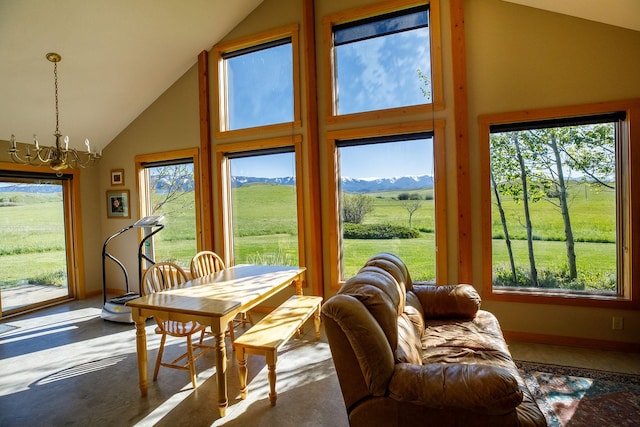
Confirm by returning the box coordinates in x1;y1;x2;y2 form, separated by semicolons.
233;294;323;406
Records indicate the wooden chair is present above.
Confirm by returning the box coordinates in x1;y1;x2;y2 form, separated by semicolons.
189;250;225;278
141;262;208;388
189;251;254;343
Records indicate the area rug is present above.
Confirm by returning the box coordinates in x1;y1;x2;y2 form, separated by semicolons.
517;360;640;427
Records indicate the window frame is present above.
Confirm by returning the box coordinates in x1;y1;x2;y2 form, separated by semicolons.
322;0;444;125
326;119;447;289
0;162;84;316
479;99;640;309
215;135;306;268
135;148;203;264
213;24;301;139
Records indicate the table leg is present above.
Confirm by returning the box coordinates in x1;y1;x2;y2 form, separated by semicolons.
294;277;303;295
133;310;149;396
215;330;228;417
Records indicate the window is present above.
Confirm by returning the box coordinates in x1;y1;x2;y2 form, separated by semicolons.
324;1;443;121
214;25;301;136
327;121;447;287
218;137;304;267
480;100;640;308
136;149;202;269
0;167;82;316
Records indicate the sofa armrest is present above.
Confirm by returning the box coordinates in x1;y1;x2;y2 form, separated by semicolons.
388;363;523;414
411;284;480;319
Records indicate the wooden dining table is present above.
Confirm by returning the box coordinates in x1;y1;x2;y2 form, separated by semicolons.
126;264;306;417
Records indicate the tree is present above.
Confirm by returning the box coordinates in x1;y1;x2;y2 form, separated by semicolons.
490;134;518;283
150;164;194;216
490;123;615;288
513;133;539;286
342;193;374;224
401;198;422;228
417;68;431;101
521;124;615;281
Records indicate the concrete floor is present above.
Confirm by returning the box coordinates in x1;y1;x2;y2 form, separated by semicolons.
1;297;638;426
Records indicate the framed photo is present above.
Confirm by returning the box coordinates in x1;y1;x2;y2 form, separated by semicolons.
106;190;130;218
110;169;125;186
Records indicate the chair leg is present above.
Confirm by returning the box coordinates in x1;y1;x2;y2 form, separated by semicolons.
244;311;255;326
186;335;197;388
154;333;167;381
228;320;236;343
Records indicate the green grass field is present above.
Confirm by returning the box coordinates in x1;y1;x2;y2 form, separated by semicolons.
0;193;68;286
0;180;618;291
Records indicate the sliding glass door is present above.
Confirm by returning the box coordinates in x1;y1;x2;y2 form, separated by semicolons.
0;174;71;315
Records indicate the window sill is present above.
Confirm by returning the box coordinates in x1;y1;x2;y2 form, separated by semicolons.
486;287;638;309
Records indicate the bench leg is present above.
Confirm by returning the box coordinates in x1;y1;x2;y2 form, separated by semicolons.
266;351;278;406
236;347;248;399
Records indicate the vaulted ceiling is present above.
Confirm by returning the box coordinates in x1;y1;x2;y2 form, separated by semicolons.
0;0;263;151
0;0;636;152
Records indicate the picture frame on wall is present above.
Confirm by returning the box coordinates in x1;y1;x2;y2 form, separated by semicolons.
106;190;130;219
110;169;125;186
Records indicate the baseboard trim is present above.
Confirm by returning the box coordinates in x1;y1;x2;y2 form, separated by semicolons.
504;330;640;353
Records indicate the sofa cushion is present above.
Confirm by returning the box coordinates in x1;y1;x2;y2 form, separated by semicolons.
339;270;400;349
421;311;513;366
322;294;396;396
397;312;423;365
389;363;523;413
413;284;481;319
365;252;413;291
405;291;425;334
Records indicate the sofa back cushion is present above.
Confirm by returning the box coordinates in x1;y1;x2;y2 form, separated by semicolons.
322;294;396;398
341;262;423;366
364;252;413;291
339;267;401;349
414;284;481;319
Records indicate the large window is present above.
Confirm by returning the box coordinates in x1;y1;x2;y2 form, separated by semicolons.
214;25;301;136
480;100;640;308
324;1;442;122
136;149;201;269
0;167;81;316
218;137;304;267
327;121;446;287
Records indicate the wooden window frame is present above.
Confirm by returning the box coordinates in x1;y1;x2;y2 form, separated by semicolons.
215;135;306;269
322;0;444;126
326;119;447;290
212;24;302;139
479;99;640;309
0;162;84;315
134;148;204;256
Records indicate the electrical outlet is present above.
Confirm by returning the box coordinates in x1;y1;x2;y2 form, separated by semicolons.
612;316;624;330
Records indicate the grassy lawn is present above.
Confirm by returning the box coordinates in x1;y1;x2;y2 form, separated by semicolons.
1;179;618;292
0;193;67;287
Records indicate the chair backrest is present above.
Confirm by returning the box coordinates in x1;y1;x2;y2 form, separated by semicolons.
141;262;188;295
190;251;225;278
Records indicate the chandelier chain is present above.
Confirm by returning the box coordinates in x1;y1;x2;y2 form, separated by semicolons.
54;60;59;135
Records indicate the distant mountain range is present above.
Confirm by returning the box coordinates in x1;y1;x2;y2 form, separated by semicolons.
0;184;61;193
232;175;434;193
0;175;434;195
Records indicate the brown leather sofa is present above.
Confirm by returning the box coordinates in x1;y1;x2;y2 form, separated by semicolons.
321;253;546;427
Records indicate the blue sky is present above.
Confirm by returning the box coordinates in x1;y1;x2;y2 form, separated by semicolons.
226;20;431;180
231;137;433;179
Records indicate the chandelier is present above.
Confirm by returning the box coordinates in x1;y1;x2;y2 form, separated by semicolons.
8;52;100;174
